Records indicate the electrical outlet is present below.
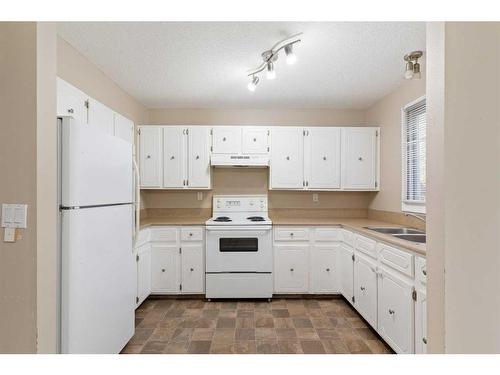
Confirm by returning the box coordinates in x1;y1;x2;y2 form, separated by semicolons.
197;192;203;201
313;193;319;203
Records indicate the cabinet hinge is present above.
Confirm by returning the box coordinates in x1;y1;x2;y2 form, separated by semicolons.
210;129;213;135
375;130;379;137
303;130;306;136
412;289;417;301
179;247;182;254
267;146;270;152
352;254;355;261
136;296;139;304
352;296;355;303
179;284;182;291
186;179;189;186
136;254;139;262
186;128;189;135
375;181;378;188
137;128;141;135
210;146;213;152
84;100;89;109
267;130;270;136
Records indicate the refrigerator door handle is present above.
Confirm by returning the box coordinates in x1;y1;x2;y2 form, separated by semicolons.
132;155;141;247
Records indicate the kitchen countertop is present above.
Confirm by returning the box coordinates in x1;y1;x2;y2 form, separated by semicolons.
140;215;210;227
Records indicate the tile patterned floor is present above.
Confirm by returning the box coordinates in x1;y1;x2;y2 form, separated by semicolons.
121;297;393;354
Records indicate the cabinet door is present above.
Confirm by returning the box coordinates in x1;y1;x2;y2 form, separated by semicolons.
212;127;241;154
304;128;341;189
415;289;427;354
181;244;204;293
114;112;135;144
151;244;180;293
242;127;269;154
139;127;162;188
136;244;151;307
163;127;186;188
274;245;309;293
87;97;115;135
56;78;88;124
377;268;414;354
337;243;354;303
310;244;338;293
187;127;211;188
341;127;378;190
270;128;304;189
353;253;378;328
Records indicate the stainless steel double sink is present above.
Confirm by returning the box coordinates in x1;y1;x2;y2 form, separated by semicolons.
364;227;426;244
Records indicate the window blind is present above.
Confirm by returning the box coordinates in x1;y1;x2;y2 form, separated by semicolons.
403;99;426;204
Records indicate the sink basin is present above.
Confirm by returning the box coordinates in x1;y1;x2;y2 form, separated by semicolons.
393;234;427;244
365;227;425;235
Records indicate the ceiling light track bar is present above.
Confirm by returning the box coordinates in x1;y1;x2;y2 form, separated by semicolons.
247;33;303;77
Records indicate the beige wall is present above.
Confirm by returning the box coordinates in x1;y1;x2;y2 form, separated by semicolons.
0;22;38;353
427;22;500;353
144;108;375;210
57;37;148;124
364;71;426;213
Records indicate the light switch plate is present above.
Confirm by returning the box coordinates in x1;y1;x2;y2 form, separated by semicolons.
1;203;28;228
312;193;319;203
197;192;203;201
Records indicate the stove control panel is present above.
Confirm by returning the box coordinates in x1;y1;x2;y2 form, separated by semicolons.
213;195;268;212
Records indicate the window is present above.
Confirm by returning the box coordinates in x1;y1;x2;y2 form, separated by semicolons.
402;97;426;213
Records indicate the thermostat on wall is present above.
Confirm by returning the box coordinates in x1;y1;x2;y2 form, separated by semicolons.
1;203;28;229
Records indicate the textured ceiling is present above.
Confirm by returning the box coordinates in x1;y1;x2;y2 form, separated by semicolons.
57;22;425;109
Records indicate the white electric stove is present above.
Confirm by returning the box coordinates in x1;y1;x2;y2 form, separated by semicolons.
205;195;273;299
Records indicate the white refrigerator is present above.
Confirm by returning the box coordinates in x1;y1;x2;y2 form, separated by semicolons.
59;117;135;353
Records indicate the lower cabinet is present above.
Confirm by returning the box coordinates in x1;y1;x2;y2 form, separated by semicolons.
180;244;205;293
337;243;354;303
377;267;414;354
414;289;427;354
151;244;180;293
136;243;151;307
353;252;378;328
310;244;338;293
274;245;309;293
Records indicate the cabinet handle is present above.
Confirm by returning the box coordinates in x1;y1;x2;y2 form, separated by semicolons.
422;269;427;276
223;137;226;141
290;232;294;237
388;309;395;315
253;138;257;142
161;268;165;272
196;155;200;160
67;108;74;114
326;268;330;272
170;156;175;160
422;338;427;344
360;286;365;291
290;268;294;272
323;156;327;161
286;156;290;160
190;268;194;272
358;157;363;161
306;181;309;186
189;233;193;237
147;155;151;159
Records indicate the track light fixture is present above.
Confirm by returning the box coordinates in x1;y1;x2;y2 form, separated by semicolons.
246;33;302;92
404;51;423;80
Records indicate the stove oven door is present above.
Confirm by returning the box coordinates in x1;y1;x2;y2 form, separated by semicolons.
206;226;272;273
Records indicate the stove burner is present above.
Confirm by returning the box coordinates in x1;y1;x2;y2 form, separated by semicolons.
247;216;265;222
214;216;232;222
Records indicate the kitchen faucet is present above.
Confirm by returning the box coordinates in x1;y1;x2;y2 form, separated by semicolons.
405;212;426;222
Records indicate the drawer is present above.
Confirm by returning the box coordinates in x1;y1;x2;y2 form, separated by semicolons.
341;229;355;247
150;227;179;242
378;243;414;277
314;227;341;242
354;234;377;259
181;226;204;242
274;227;310;242
415;256;427;285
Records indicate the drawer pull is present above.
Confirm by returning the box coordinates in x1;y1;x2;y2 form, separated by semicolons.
189;233;193;237
358;156;363;161
422;269;427;276
290;232;294;237
170;155;175;160
422;338;427;344
326;268;330;272
161;268;165;272
147;155;151;159
67;108;74;114
360;286;365;291
190;268;194;272
223;137;226;141
388;309;395;315
290;268;294;272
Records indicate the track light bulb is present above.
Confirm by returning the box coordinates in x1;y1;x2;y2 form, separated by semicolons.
404;61;414;80
285;44;297;65
247;76;259;92
412;62;421;79
266;62;276;80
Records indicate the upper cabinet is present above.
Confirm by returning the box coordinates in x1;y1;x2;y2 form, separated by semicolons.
138;126;211;190
242;127;269;154
270;128;304;189
212;126;269;155
341;127;379;190
57;77;135;144
139;126;163;188
304;127;341;189
57;78;88;125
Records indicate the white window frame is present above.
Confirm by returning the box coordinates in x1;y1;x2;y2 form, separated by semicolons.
401;96;426;214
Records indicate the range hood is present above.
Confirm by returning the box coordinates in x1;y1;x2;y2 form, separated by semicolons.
210;154;269;168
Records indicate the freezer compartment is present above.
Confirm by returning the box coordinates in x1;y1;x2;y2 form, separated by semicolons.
206;273;273;299
60;118;133;207
61;204;134;353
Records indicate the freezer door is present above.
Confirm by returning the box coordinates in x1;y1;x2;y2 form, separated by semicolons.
61;204;135;353
61;118;133;207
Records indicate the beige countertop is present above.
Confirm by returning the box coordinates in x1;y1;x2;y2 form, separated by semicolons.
140;210;426;256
